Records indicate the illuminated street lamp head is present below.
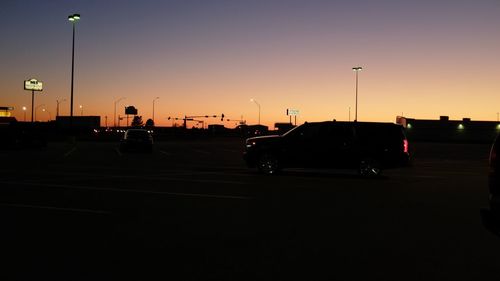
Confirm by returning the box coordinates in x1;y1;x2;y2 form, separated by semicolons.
352;66;363;72
22;106;27;111
68;14;81;22
250;98;259;105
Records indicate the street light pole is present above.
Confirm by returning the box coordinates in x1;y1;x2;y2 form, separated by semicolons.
114;97;125;127
250;98;261;125
152;97;159;123
35;104;45;122
352;66;363;121
79;105;83;116
68;14;80;123
22;106;27;122
31;90;35;122
56;98;66;117
42;109;52;121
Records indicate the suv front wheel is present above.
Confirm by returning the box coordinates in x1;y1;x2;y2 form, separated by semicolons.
359;158;382;177
257;153;280;174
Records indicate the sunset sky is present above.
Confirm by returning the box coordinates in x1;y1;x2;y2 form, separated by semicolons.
1;0;499;128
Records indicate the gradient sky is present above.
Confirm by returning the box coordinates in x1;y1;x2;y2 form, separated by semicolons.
1;0;499;127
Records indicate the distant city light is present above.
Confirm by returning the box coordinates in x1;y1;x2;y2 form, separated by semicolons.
497;124;500;130
407;123;412;129
458;124;464;130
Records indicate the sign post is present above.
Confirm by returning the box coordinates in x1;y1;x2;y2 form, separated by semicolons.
286;109;299;126
24;79;43;122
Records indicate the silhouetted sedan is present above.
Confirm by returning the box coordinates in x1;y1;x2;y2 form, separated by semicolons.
119;129;153;153
481;135;500;236
243;121;410;176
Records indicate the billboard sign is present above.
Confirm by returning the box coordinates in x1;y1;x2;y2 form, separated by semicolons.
24;79;43;91
286;109;299;116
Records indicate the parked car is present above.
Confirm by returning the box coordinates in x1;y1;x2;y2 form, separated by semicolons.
119;129;153;153
481;135;500;236
243;121;410;176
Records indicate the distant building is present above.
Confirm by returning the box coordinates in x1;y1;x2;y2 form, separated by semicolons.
56;116;100;129
208;124;227;134
0;117;17;127
274;122;295;134
238;124;269;137
396;116;500;143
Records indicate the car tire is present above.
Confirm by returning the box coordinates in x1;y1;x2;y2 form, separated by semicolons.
359;158;382;177
257;153;280;174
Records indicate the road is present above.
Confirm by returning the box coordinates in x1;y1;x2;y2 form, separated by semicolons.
1;139;499;280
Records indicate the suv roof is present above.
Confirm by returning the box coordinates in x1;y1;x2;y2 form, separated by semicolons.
283;121;404;136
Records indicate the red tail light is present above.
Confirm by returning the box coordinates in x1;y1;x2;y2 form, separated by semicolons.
403;139;409;154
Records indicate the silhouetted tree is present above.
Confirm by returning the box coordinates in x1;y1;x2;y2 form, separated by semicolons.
131;115;143;127
145;118;154;127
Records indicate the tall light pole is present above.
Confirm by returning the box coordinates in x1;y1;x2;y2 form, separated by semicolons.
68;13;81;122
352;66;363;122
56;98;66;117
42;108;52;121
152;96;159;123
22;106;27;122
250;98;261;125
79;105;83;116
35;104;45;122
114;97;126;127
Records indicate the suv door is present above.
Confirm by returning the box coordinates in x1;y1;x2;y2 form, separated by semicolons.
281;123;324;168
281;122;354;168
324;123;356;168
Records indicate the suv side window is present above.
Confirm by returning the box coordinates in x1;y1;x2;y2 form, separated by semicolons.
286;123;322;142
353;124;403;146
326;124;354;146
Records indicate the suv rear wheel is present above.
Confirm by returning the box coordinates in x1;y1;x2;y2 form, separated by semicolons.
258;153;280;174
359;158;382;177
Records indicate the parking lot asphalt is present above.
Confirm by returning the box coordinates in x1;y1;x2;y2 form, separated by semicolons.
1;138;499;280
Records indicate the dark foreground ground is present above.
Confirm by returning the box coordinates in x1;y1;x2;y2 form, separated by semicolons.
1;138;499;280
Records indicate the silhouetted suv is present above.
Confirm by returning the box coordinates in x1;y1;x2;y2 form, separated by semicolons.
481;135;500;236
243;121;410;176
119;129;153;153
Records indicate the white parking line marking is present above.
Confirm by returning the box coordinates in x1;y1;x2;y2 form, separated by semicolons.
64;147;77;157
219;149;241;154
160;150;171;156
193;149;211;155
0;181;253;200
0;203;110;215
